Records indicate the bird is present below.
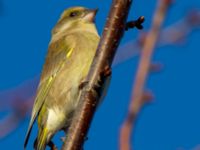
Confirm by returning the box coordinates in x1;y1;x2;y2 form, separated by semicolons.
24;6;100;150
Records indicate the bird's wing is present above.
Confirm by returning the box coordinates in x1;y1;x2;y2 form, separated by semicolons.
24;36;75;149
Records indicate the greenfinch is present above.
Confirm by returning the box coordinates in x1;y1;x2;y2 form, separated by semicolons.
24;6;99;150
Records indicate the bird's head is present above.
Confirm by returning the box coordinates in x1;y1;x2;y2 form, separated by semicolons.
52;7;98;35
59;7;98;23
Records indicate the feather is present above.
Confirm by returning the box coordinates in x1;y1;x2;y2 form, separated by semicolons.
24;37;75;149
34;127;48;150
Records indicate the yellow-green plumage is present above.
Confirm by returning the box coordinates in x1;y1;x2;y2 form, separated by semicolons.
24;7;99;150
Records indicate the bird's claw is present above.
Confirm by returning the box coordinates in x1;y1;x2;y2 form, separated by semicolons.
48;141;58;150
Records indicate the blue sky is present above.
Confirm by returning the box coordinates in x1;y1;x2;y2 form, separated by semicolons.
0;0;200;150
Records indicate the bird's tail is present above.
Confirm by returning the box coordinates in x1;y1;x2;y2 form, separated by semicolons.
34;127;48;150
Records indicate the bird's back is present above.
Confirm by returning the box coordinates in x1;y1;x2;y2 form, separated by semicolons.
38;30;99;136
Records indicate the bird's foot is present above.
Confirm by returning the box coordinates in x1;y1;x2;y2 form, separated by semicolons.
79;81;89;90
48;141;58;150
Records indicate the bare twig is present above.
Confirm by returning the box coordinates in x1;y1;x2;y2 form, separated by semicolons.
119;0;171;150
0;78;36;139
114;9;200;66
159;9;200;45
61;0;133;150
125;16;145;30
0;97;32;138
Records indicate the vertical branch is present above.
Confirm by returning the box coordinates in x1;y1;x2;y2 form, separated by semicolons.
61;0;133;150
119;0;171;150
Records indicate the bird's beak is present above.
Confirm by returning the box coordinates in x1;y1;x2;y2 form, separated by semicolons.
83;8;98;22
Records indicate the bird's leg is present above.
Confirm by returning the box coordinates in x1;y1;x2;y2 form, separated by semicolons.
48;141;58;150
79;81;89;90
79;65;112;91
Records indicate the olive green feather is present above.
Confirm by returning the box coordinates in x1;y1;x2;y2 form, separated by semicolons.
24;38;75;149
24;7;100;150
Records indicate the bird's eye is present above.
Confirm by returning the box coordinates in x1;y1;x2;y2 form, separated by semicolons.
69;11;79;17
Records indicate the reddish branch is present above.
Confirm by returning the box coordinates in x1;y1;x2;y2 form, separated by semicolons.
61;0;133;150
0;96;32;138
119;0;171;150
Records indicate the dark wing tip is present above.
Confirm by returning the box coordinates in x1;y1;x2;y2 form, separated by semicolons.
24;123;34;150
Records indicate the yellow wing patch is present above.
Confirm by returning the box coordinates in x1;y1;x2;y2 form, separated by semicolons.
66;47;73;58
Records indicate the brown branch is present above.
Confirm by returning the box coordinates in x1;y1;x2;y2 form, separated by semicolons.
119;0;171;150
61;0;133;150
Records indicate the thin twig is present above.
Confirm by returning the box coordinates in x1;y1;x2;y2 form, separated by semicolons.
61;0;133;150
114;9;200;66
119;0;171;150
125;16;145;30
